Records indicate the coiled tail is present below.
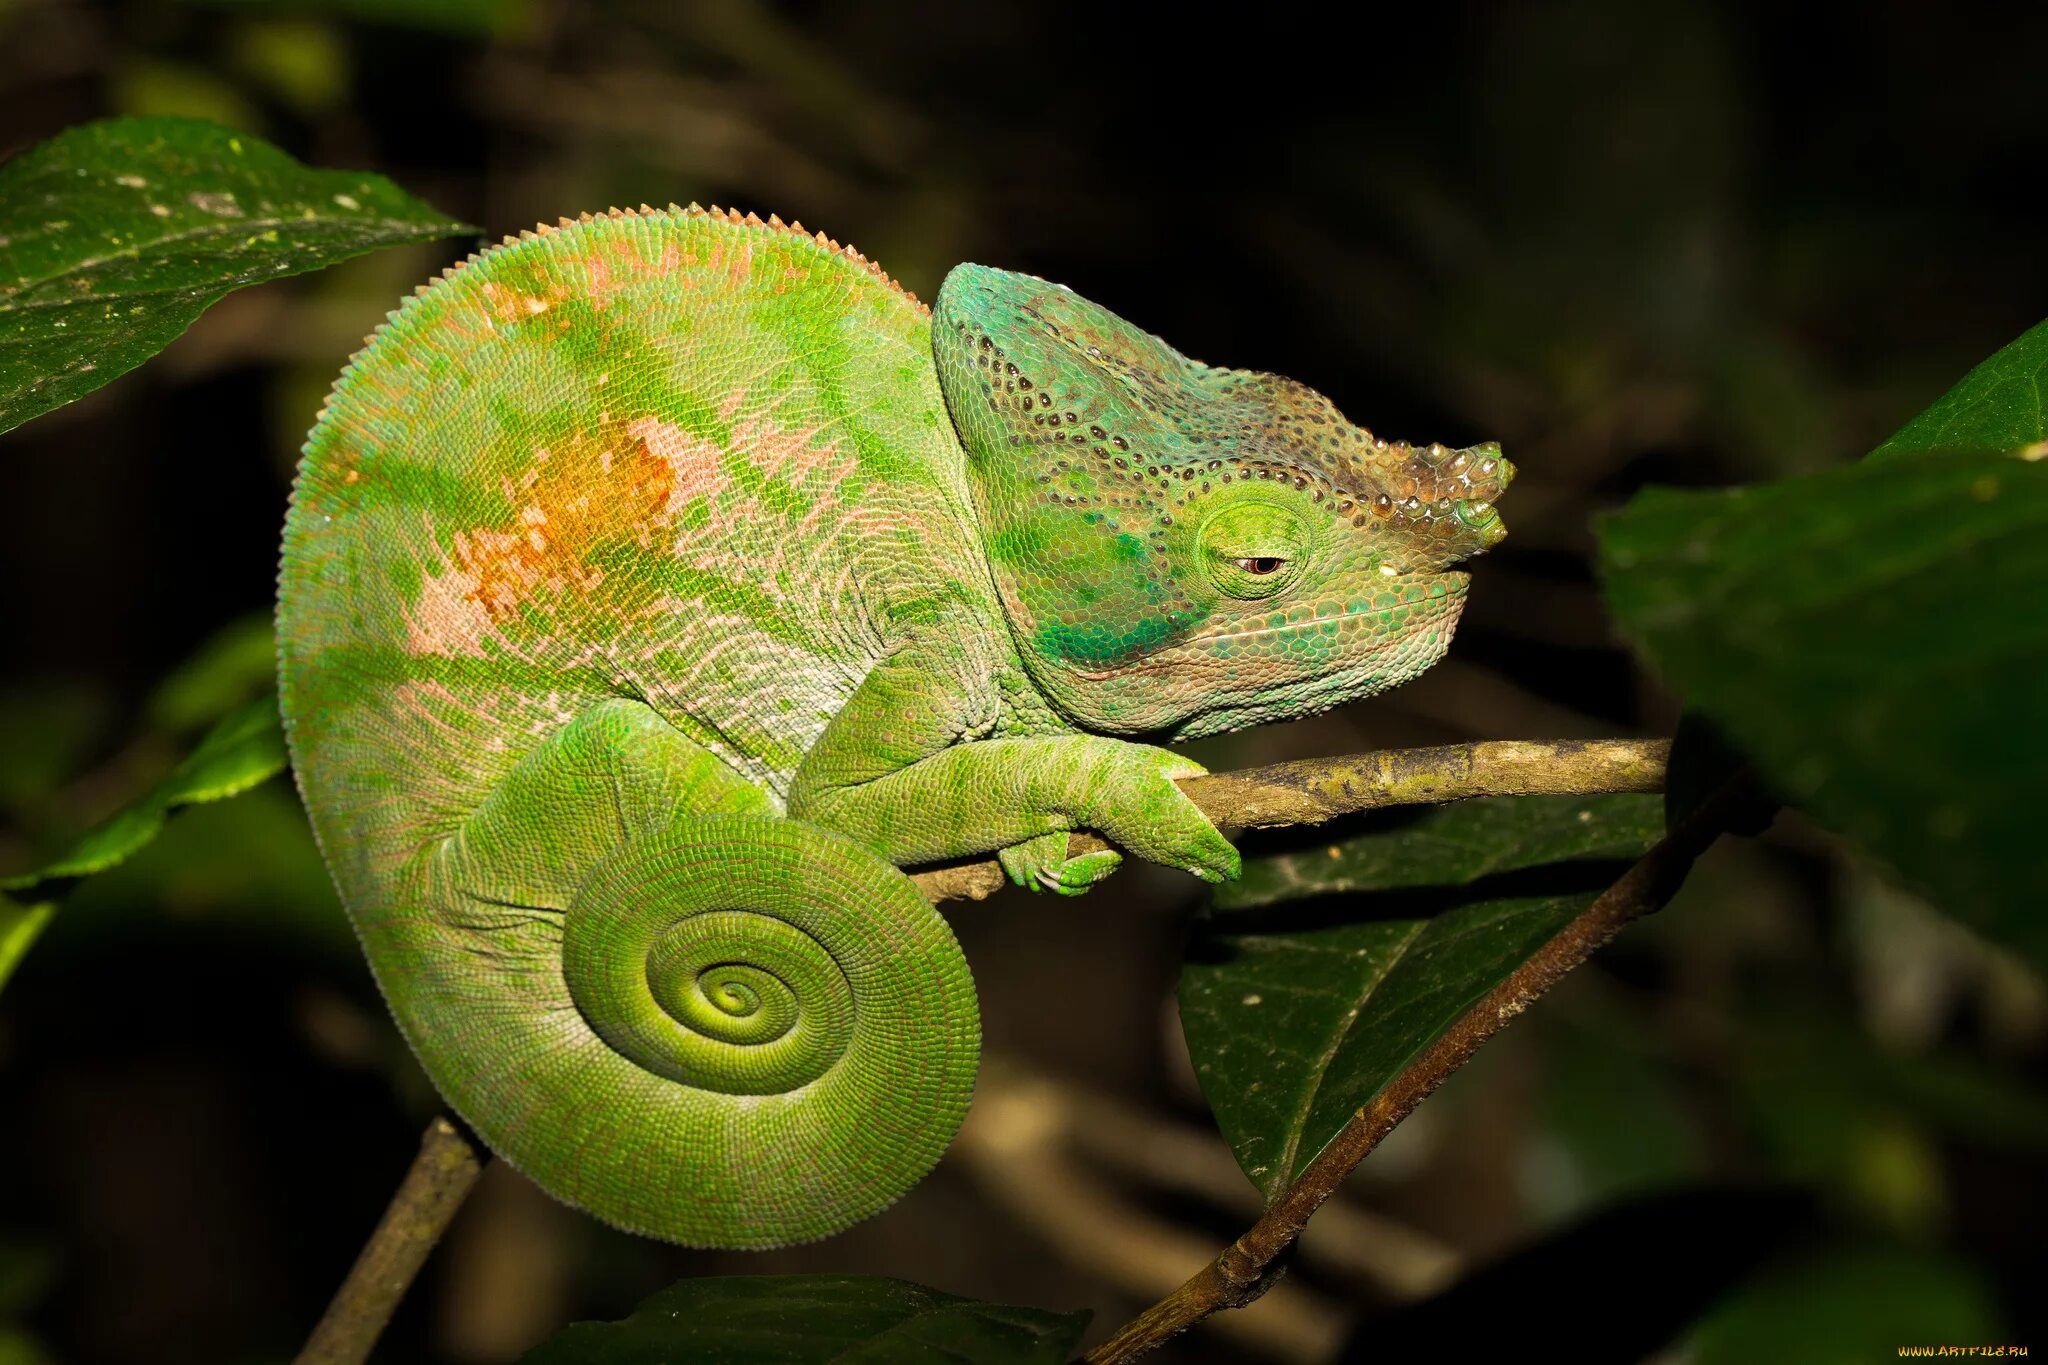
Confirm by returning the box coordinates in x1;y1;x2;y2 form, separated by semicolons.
529;814;978;1247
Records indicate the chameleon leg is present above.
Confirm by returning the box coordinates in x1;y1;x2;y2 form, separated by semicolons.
394;700;978;1248
788;649;1240;885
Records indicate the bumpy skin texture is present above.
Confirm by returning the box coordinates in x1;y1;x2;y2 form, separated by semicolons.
276;205;1511;1248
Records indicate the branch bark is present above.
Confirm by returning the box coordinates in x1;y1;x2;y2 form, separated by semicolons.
912;737;1669;902
1079;768;1751;1365
297;1116;485;1365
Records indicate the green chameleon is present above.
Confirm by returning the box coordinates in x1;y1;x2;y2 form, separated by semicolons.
276;204;1512;1249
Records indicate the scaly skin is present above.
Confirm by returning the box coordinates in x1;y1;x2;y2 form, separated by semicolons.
276;204;1512;1248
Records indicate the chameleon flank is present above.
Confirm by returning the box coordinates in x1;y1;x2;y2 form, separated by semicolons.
276;205;1512;1248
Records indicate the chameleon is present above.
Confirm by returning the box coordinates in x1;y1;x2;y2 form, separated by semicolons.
276;203;1512;1249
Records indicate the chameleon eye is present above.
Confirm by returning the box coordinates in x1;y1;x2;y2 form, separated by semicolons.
1198;500;1309;599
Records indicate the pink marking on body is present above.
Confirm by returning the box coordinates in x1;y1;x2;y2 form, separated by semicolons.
403;515;506;658
728;415;846;486
582;250;616;308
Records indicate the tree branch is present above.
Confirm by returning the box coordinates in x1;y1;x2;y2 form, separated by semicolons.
1080;768;1751;1365
296;1117;485;1365
912;737;1669;902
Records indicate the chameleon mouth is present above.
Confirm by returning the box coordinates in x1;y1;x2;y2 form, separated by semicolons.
1063;571;1471;681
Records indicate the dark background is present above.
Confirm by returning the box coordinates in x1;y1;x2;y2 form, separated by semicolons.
1;1;2044;1361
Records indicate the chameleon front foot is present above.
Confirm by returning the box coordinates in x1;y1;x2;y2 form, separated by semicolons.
998;831;1123;896
1063;742;1241;886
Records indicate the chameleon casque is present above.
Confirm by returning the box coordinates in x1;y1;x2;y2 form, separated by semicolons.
276;204;1512;1249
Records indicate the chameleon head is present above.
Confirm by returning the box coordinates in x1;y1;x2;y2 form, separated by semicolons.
932;264;1513;740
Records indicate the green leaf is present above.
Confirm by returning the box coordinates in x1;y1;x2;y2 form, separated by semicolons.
0;895;55;995
1868;317;2048;463
0;116;473;435
519;1275;1090;1365
143;612;276;734
1599;320;2048;963
1180;794;1663;1201
1;693;285;899
1684;1245;2006;1365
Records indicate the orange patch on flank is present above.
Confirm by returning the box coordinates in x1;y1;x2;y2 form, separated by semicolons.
627;415;731;519
450;417;682;623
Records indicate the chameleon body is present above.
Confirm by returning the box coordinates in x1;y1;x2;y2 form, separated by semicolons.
276;205;1511;1248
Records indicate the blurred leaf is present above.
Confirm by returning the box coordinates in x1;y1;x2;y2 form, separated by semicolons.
1337;1187;1815;1364
1600;319;2048;963
0;696;288;996
1685;1245;2006;1365
145;613;276;734
1729;994;2048;1234
0;686;108;815
1180;794;1662;1200
62;786;350;956
228;20;350;114
3;694;284;894
0;1330;52;1365
0;895;55;995
1527;1018;1707;1224
0;1234;58;1319
519;1275;1090;1365
0;116;473;435
194;0;530;38
108;62;264;131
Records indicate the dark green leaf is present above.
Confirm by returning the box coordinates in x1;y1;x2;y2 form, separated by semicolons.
0;116;472;435
1685;1246;2006;1365
1600;326;2048;961
2;693;285;893
1532;1018;1709;1222
1180;794;1662;1200
519;1275;1090;1365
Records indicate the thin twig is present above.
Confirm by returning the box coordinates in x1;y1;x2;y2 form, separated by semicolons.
912;737;1669;902
297;1117;485;1365
1081;771;1752;1365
